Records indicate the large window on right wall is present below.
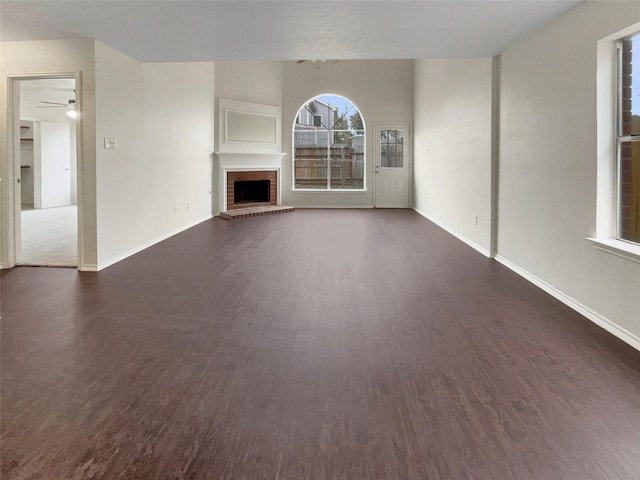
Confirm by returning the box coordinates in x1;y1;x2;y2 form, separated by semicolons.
618;32;640;244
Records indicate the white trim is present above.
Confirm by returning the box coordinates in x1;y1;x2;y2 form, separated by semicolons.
596;23;640;251
586;237;640;263
96;215;212;271
80;264;98;272
225;110;277;144
616;135;640;142
495;255;640;352
596;33;618;241
413;208;492;258
292;94;367;193
218;99;282;154
293;205;373;209
215;152;286;164
292;188;369;193
2;73;84;270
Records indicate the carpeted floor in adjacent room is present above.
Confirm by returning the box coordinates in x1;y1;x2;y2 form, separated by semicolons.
20;204;77;267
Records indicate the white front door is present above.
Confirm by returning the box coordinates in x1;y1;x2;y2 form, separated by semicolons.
374;124;410;208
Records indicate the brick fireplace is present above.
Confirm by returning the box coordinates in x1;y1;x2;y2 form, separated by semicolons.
226;170;277;210
215;152;286;213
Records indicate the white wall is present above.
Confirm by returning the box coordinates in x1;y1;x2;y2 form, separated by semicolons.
214;61;283;111
0;39;97;269
282;60;414;207
94;42;215;268
498;1;640;346
413;59;493;255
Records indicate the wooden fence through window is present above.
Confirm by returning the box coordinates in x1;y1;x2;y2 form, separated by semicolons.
294;145;364;188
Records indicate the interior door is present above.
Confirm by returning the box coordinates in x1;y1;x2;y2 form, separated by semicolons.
39;121;71;208
374;124;410;208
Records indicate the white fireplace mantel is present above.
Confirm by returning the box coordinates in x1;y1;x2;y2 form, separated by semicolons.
215;152;286;169
215;152;286;212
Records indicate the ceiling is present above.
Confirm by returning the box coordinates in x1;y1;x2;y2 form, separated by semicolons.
1;0;583;62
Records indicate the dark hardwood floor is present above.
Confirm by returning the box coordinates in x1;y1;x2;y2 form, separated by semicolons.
1;209;639;479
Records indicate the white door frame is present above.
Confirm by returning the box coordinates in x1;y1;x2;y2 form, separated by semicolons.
373;122;412;208
2;72;84;269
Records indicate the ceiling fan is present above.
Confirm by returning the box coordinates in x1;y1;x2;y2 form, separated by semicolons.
296;59;339;69
37;99;76;108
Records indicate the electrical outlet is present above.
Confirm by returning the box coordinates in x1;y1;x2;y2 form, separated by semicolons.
186;202;190;211
174;206;178;214
473;214;478;226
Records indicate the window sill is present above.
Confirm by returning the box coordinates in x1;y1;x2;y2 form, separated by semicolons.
586;237;640;264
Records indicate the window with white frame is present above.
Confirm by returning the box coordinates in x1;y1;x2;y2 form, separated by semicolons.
293;94;365;190
591;24;640;261
617;33;640;244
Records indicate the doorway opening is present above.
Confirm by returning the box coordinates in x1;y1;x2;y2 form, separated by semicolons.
16;77;78;267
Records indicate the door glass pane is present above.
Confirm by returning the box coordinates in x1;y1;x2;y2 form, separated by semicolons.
381;129;404;168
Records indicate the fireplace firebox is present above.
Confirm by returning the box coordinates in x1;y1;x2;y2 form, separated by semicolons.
234;180;270;205
226;170;277;210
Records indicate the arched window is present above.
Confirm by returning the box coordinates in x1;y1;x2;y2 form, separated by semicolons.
293;94;365;190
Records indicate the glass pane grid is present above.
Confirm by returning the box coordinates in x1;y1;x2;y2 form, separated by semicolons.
293;95;365;190
380;129;404;168
617;34;640;243
618;141;640;242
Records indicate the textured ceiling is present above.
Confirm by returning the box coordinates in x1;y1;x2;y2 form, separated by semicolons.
1;1;583;62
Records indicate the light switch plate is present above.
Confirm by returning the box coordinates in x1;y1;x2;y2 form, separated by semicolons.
104;137;117;149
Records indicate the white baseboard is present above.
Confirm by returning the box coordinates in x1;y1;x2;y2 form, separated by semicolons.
495;255;640;352
79;264;98;272
292;205;374;209
413;208;492;258
96;215;212;271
